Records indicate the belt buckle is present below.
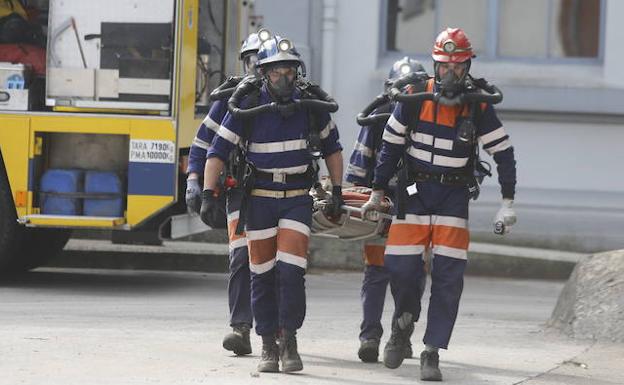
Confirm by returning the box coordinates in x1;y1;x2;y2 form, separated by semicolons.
273;172;286;184
439;174;448;184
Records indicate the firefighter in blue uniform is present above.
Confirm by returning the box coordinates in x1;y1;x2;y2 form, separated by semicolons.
362;28;517;381
346;57;426;363
186;30;267;356
201;36;344;373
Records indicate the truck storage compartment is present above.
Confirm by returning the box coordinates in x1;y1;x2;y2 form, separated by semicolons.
83;171;123;217
39;169;83;215
32;132;129;217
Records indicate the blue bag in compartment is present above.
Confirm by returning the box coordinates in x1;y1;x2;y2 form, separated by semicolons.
83;171;123;217
39;169;83;215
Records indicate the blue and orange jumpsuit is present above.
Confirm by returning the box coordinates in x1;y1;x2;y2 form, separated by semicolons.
373;79;516;349
188;99;252;328
208;85;342;336
346;102;393;343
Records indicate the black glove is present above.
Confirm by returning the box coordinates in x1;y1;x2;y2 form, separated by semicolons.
199;189;227;228
324;185;344;219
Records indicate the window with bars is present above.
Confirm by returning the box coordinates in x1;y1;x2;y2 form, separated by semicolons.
385;0;602;61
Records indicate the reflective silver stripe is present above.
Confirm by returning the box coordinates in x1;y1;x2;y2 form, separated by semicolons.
246;227;278;240
387;114;407;135
229;237;248;250
410;132;453;150
250;258;276;274
484;139;511;155
203;115;220;133
227;211;240;222
434;137;453;151
412;132;433;146
383;129;405;144
279;218;311;237
479;127;506;146
346;164;367;177
217;125;240;145
432;245;467;260
256;165;309;175
248;139;307;153
432;154;469;168
277;250;307;269
354;141;374;157
192;137;210;150
432;215;468;229
385;245;426;256
408;147;432;162
319;120;336;139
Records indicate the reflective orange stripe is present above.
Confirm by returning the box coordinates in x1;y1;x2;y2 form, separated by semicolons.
386;223;431;246
364;244;385;266
431;225;469;250
227;219;246;242
249;237;277;265
277;228;309;258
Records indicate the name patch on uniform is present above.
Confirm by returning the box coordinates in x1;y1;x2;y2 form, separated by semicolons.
129;140;175;164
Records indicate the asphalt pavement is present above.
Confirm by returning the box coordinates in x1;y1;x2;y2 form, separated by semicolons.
1;268;621;385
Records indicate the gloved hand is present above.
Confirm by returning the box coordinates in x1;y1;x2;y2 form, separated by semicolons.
361;189;385;221
185;177;202;214
493;198;516;235
200;189;226;228
323;185;345;220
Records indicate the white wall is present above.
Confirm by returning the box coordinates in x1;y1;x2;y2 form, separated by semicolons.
328;0;382;152
605;0;624;88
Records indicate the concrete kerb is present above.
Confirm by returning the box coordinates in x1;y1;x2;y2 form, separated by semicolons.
48;238;585;280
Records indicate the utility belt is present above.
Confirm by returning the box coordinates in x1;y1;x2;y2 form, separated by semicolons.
234;163;317;235
254;169;313;184
251;188;309;199
395;164;476;220
408;169;472;186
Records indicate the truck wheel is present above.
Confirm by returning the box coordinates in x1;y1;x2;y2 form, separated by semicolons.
0;162;21;273
9;228;72;272
0;160;72;274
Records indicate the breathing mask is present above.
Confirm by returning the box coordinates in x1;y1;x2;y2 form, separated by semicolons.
265;64;297;103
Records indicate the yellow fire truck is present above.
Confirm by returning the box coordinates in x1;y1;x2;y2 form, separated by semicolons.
0;0;252;272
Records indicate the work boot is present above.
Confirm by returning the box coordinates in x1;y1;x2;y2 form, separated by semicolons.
420;350;443;381
257;335;279;373
222;323;252;355
404;340;413;359
358;339;380;363
278;329;303;372
383;312;414;369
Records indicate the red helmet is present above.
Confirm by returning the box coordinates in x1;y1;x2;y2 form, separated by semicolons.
432;28;474;63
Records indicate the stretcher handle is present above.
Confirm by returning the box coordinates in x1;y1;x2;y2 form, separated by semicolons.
341;205;392;221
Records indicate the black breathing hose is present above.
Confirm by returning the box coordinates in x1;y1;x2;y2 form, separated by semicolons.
356;93;391;126
227;80;339;119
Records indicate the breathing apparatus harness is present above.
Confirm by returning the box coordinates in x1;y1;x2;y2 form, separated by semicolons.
226;76;339;234
384;72;503;219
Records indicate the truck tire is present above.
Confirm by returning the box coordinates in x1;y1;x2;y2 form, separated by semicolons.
0;160;21;273
0;160;72;274
8;228;72;272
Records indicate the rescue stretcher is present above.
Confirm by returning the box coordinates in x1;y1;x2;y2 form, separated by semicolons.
310;186;393;241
